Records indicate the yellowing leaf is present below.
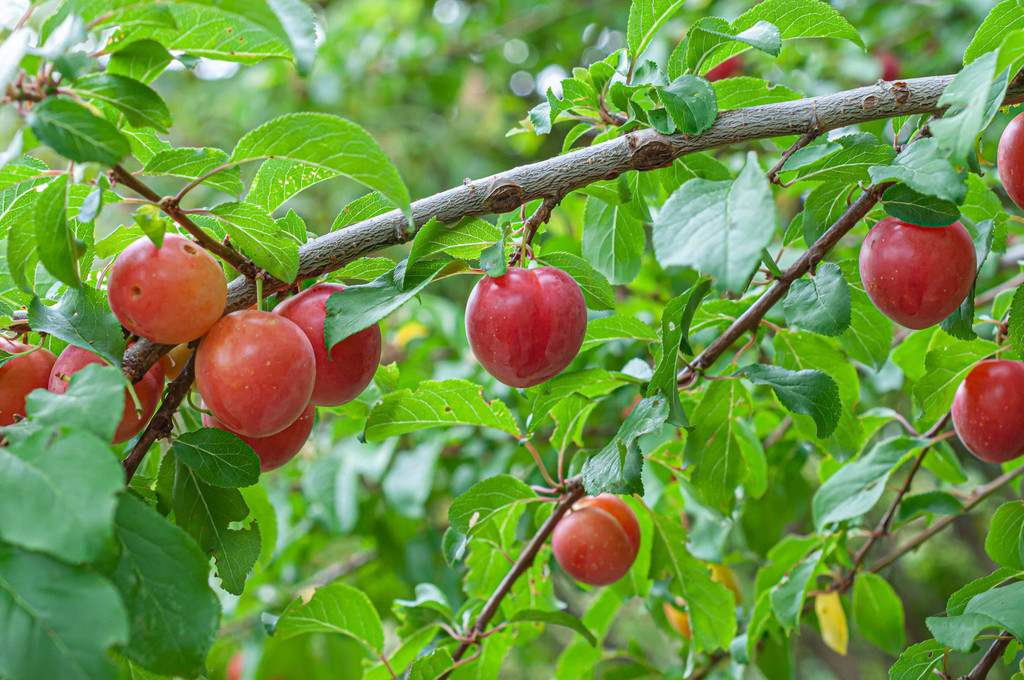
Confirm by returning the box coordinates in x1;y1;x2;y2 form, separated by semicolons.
815;592;849;656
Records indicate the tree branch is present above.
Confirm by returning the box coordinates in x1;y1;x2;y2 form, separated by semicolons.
443;479;586;673
118;74;1024;382
959;631;1012;680
122;351;195;482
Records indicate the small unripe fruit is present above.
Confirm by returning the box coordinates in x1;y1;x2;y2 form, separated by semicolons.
0;338;57;426
859;217;976;329
952;359;1024;464
998;112;1024;211
48;345;164;444
107;234;227;344
203;402;315;472
465;266;587;388
195;310;315;437
551;494;640;586
273;283;381;407
159;343;193;382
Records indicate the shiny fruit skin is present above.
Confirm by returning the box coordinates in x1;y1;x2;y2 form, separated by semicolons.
0;338;56;426
273;283;381;406
704;56;742;82
465;266;587;388
663;602;692;638
159;343;193;382
858;217;976;329
952;360;1024;464
551;494;640;586
48;345;164;444
203;402;314;472
195;310;315;437
998;112;1024;211
107;234;227;345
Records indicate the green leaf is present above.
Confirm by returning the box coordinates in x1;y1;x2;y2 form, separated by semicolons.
1008;285;1024;358
105;39;173;84
888;640;944;680
539;252;615;311
526;368;632;433
478;238;507;277
930;52;1007;166
408;217;502;266
783;263;851;337
329;257;397;283
647;278;711;426
580;313;659;350
682;17;781;75
448;475;535;536
802;181;853;246
171;459;259;596
867;138;967;204
325;260;464;348
770;548;824;631
24;363;124;443
408;648;454;680
966;1;1024;65
962;581;1024;641
947;568;1019;616
171;428;261;489
142;148;242;196
881;184;960;227
788;137;897;185
688;379;763;512
247;158;339;213
210;201;299;282
71;74;172;133
365;379;522;441
837;260;893;371
582;395;669;495
895;491;964;524
713;77;802;109
28;286;125;368
34;174;82;288
659;75;718;135
275;583;385;652
627;0;687;57
653;152;775;291
812;437;927;530
648;513;737;653
508;609;598;646
986;502;1024;570
111;493;221;677
26;98;130;166
0;428;123;563
927;612;1003;652
852;572;906;654
581;197;645;286
912;337;998;425
0;544;128;680
740;364;841;438
230;113;411;225
331;192;395;231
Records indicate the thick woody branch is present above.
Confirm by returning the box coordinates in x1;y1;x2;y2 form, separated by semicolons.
960;632;1013;680
120;75;1024;382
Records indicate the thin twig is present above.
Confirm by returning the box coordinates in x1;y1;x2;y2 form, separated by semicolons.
512;197;559;266
959;631;1012;680
122;353;196;482
766;113;820;185
110;164;257;278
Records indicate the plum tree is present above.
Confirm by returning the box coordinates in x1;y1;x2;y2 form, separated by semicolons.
998;112;1024;211
107;234;227;345
465;266;587;388
48;345;164;444
551;494;640;586
858;217;976;329
203;402;315;472
273;283;381;406
951;360;1024;464
0;338;56;426
195;310;315;437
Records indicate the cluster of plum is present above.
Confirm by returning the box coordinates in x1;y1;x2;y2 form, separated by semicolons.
858;111;1024;465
